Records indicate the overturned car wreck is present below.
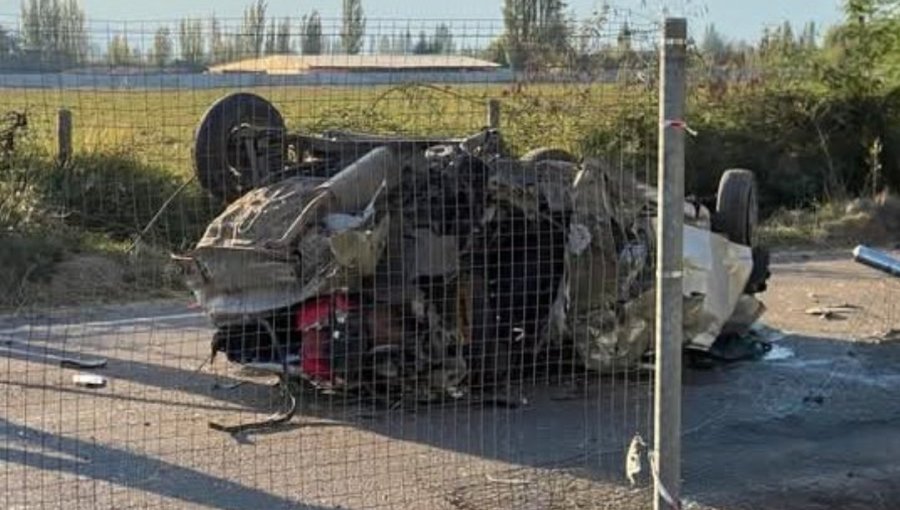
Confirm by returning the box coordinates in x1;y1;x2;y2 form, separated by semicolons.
179;92;770;402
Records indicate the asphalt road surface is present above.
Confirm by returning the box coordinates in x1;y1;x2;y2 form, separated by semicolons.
0;251;898;509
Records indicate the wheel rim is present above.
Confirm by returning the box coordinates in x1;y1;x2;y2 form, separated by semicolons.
193;93;286;202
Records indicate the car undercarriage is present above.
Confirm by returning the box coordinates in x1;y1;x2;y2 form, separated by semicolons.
177;92;771;405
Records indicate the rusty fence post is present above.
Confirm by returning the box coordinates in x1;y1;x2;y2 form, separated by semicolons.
486;99;500;129
57;108;72;165
654;17;687;510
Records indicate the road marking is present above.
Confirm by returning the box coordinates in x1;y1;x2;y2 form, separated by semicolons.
0;312;206;336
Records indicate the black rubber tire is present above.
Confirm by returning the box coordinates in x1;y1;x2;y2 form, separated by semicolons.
193;92;285;202
745;246;771;294
520;147;578;163
714;169;758;246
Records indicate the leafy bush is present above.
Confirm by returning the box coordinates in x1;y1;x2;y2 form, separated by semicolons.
0;232;69;305
688;86;900;211
37;151;220;250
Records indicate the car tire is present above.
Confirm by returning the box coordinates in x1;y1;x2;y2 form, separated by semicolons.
713;169;757;246
194;92;285;203
520;147;577;163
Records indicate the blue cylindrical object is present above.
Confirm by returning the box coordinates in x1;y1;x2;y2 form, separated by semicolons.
853;245;900;278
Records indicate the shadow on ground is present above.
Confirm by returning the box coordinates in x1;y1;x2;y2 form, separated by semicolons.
0;417;337;510
4;326;900;509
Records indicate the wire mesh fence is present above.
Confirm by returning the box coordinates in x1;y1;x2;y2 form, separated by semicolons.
0;9;668;510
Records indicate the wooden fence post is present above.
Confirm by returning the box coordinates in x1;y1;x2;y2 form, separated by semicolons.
486;99;500;129
57;108;72;165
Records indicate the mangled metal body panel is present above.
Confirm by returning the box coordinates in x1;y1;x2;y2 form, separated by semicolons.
183;123;764;397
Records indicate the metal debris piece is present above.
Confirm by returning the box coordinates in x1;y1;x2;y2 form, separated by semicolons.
72;373;107;388
805;305;860;320
626;433;647;486
853;245;900;277
409;229;459;277
209;384;297;435
486;474;531;486
0;335;108;369
861;328;900;344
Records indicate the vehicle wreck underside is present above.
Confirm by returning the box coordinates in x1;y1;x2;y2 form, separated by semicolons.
180;93;770;403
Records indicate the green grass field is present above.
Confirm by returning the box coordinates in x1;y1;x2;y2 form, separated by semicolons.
0;83;653;177
0;81;879;308
0;82;656;307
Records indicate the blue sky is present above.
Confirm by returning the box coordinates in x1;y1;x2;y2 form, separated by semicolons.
5;0;844;43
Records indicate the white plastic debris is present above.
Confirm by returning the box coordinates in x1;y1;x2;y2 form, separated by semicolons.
626;433;647;486
72;373;107;388
323;213;367;232
680;225;754;349
764;345;795;361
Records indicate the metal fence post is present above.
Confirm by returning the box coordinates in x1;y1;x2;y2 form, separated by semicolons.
654;17;687;510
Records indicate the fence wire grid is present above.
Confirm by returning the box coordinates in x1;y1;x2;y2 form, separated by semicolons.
1;11;665;510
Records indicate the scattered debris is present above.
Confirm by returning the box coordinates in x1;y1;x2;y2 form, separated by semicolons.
626;433;647;486
764;344;795;361
860;329;900;344
0;335;108;369
72;373;107;388
485;474;531;486
805;305;860;320
208;385;297;435
853;245;900;278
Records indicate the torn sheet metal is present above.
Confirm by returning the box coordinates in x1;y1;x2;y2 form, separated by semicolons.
572;291;654;371
197;176;326;249
408;229;459;278
681;225;755;349
181;116;770;397
564;161;657;371
183;176;390;322
567;162;622;317
329;214;390;276
568;216;756;369
489;159;576;213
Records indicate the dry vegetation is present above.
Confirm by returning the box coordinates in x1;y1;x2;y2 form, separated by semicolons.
0;83;655;308
1;77;897;308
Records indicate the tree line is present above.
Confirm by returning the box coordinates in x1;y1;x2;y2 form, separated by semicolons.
0;0;459;70
2;0;897;79
1;0;625;72
0;0;371;70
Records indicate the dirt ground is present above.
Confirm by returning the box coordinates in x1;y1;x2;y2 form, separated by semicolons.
0;248;898;510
